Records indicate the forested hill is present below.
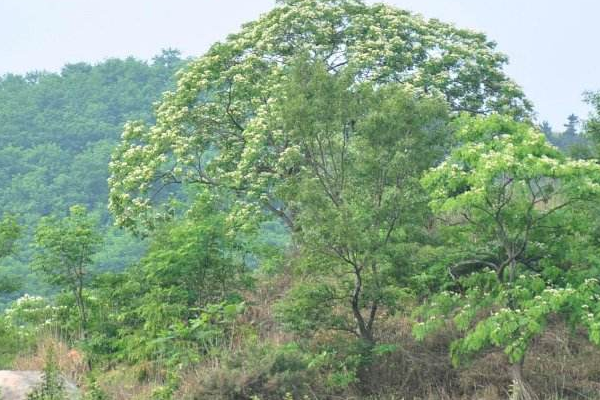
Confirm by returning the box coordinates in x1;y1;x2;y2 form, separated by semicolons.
0;49;184;295
5;1;600;398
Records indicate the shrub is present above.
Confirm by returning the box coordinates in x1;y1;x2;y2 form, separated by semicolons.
27;347;66;400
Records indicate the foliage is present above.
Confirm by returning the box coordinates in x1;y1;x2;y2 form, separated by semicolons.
0;215;20;260
184;341;320;399
83;192;252;367
26;347;66;400
0;294;63;367
542;115;591;158
0;317;27;367
3;295;61;333
271;59;448;343
0;215;21;294
0;50;183;296
418;114;600;397
82;378;109;400
109;0;530;233
585;91;600;153
33;205;101;338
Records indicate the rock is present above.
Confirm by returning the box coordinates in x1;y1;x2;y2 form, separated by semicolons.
0;371;79;400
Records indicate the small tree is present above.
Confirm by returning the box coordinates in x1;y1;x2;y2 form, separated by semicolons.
418;115;600;399
92;191;250;365
27;346;66;400
33;205;101;339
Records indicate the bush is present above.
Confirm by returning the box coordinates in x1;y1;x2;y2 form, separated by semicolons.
27;347;66;400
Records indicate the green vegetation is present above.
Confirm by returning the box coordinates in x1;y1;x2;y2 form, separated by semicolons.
27;347;66;400
33;205;102;340
0;215;21;294
417;115;600;397
2;1;600;399
0;49;183;299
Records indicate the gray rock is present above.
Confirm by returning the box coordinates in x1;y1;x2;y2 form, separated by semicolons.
0;371;79;400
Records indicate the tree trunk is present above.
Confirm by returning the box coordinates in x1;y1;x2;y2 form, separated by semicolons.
509;257;516;283
73;287;86;339
350;265;375;345
351;295;374;345
510;360;536;400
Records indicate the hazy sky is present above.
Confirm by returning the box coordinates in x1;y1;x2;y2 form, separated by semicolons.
1;0;598;129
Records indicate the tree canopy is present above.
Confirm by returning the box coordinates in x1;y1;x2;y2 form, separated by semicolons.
109;0;531;232
418;115;600;399
274;59;449;343
0;50;184;296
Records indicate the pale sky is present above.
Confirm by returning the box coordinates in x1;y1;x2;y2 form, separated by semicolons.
1;0;598;129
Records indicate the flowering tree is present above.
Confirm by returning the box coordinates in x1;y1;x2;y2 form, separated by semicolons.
417;115;600;400
108;0;530;233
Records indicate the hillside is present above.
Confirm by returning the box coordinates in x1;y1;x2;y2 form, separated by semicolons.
0;50;183;298
2;1;600;400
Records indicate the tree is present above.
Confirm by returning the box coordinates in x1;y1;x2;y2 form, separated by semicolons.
108;0;531;233
0;52;183;294
0;215;19;260
0;215;21;294
539;121;553;137
584;91;600;151
418;115;600;399
274;59;449;344
543;114;591;158
564;113;579;136
33;205;101;339
152;48;183;69
87;191;251;365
